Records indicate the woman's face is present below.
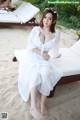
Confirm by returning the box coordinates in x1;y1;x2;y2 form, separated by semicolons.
43;13;53;28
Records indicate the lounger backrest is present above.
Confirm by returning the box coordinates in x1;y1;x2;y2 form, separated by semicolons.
13;2;40;23
70;39;80;56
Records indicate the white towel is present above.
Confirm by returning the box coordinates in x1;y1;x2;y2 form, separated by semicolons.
0;7;8;14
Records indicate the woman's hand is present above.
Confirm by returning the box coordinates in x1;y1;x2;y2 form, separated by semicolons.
32;48;50;60
42;52;50;60
56;53;61;58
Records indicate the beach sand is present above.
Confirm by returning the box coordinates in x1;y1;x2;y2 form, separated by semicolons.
0;26;80;120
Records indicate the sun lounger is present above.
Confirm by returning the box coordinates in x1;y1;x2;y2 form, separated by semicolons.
0;2;40;26
49;39;80;97
12;39;80;97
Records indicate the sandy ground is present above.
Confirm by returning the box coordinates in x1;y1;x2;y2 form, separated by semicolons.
0;26;80;120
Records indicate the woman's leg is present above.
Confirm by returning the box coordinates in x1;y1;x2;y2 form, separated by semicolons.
40;65;52;115
41;94;48;115
30;86;45;120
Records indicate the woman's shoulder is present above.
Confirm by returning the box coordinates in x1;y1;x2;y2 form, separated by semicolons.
55;29;60;34
32;26;40;31
55;29;60;37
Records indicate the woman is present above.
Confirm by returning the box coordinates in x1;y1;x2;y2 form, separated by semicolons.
15;8;63;120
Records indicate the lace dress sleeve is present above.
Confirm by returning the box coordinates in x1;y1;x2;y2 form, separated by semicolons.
27;27;38;51
49;29;60;58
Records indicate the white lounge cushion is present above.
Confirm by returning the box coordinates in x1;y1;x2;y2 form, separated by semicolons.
14;48;80;77
70;39;80;56
0;11;20;23
51;48;80;77
14;49;27;63
0;8;8;14
0;2;40;23
13;2;40;23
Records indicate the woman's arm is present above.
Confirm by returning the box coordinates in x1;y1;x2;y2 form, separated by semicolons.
48;30;61;58
28;27;50;60
27;27;38;51
32;48;50;60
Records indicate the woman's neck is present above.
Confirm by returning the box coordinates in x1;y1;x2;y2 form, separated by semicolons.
43;26;50;33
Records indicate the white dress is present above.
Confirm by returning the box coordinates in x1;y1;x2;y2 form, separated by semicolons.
15;26;63;102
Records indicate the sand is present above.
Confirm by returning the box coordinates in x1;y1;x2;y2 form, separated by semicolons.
0;26;80;120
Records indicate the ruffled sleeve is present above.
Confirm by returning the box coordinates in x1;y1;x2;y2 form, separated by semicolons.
53;29;60;56
27;26;38;51
49;29;60;58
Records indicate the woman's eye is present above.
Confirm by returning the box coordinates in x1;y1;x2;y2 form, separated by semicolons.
44;17;52;20
49;18;52;20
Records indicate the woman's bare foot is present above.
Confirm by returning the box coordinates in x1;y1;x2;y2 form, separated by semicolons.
30;108;45;120
41;103;48;116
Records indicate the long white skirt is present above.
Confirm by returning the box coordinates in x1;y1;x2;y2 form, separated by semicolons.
15;50;63;102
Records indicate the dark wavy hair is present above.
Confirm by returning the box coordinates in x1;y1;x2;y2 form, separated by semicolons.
40;8;57;33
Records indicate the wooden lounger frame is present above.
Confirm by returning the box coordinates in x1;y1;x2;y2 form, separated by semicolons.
12;57;80;98
49;74;80;97
0;18;39;26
